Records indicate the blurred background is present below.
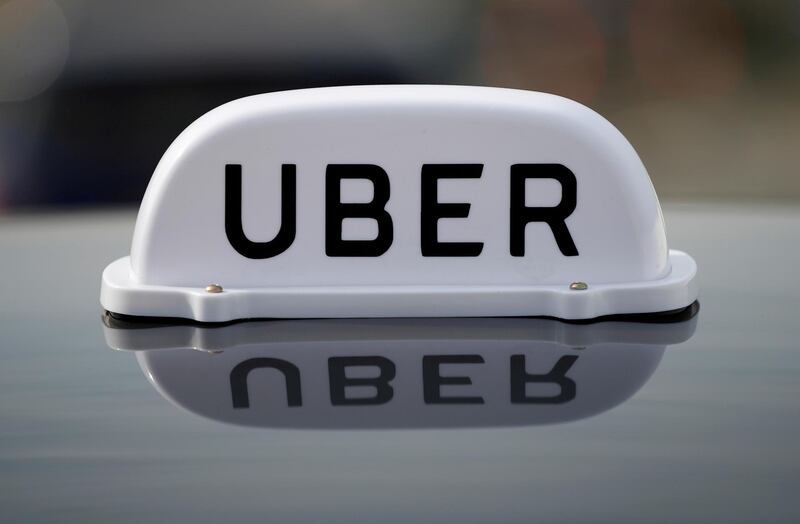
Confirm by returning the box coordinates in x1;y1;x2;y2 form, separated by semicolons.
0;0;798;211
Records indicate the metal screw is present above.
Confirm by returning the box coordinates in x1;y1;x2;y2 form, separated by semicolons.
205;284;224;293
569;281;588;291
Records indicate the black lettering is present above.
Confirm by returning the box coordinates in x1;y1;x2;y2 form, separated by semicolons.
225;164;296;259
325;164;393;256
230;358;302;408
328;356;396;405
510;164;578;257
421;164;484;257
510;355;577;404
423;355;485;404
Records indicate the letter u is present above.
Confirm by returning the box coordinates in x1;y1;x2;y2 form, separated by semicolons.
225;163;296;259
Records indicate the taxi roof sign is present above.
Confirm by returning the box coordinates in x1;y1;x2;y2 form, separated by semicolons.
100;85;698;322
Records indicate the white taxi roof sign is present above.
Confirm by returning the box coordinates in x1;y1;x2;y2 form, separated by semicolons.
101;85;698;321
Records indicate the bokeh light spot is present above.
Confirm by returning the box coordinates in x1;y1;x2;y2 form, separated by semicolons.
0;0;69;102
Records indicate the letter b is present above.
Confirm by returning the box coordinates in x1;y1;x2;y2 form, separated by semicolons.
326;164;394;257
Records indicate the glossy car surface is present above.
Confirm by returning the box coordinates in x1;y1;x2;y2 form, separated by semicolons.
1;202;798;523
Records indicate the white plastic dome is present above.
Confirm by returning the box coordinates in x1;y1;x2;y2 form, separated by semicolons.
101;85;697;321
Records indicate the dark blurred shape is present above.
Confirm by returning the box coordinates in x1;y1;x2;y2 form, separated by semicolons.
27;64;406;207
629;0;744;97
0;0;478;209
480;0;606;103
2;0;800;209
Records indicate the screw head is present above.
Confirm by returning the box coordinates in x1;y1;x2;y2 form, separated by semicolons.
205;284;224;293
569;281;588;291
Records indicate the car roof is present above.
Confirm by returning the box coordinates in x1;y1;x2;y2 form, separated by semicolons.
1;201;798;523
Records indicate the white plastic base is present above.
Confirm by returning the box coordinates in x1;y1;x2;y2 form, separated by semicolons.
100;250;697;322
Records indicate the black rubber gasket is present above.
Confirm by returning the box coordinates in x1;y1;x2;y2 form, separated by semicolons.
102;301;699;330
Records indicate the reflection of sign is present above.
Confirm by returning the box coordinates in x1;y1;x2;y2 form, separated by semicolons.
105;313;698;429
228;353;579;408
100;85;698;321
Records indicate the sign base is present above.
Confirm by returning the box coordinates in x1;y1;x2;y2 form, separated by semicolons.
101;250;697;323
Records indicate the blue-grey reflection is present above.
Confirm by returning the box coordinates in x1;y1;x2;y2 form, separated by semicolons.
104;314;697;429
